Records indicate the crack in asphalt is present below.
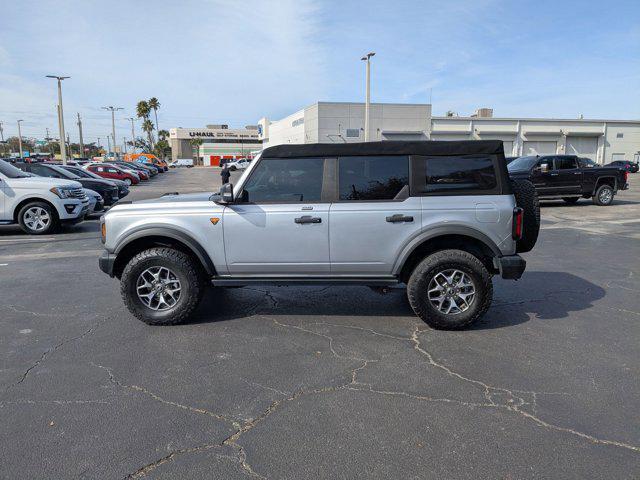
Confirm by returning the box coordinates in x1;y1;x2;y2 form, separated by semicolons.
5;321;101;392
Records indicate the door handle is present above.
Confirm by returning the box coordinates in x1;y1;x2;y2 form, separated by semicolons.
573;172;582;175
550;172;559;176
386;214;414;223
294;215;322;224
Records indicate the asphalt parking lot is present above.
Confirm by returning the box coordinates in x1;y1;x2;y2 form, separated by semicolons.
1;169;639;479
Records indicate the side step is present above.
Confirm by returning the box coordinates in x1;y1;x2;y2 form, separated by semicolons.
0;220;14;225
211;277;399;287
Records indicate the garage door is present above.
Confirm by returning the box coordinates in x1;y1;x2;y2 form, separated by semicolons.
502;141;514;156
523;141;557;155
565;136;598;157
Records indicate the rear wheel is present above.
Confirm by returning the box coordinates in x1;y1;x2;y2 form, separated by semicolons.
510;179;540;253
121;247;204;325
407;249;493;330
593;184;614;206
123;178;132;186
18;202;58;235
562;197;580;204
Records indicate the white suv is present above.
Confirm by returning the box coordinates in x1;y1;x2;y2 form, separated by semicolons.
0;160;89;234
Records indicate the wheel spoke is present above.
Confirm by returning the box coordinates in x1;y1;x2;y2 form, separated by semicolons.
136;266;181;312
427;269;476;316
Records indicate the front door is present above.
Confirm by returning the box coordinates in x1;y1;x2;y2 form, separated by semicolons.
330;155;421;275
223;156;330;275
530;156;555;194
551;156;582;194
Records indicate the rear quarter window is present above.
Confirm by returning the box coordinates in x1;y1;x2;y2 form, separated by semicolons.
415;155;498;194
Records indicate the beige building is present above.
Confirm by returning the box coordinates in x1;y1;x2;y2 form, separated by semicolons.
169;125;261;166
260;103;640;164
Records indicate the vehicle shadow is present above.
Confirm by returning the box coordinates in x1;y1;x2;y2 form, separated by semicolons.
540;199;639;207
188;271;605;330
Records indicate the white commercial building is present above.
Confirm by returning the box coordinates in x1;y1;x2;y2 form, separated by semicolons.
169;125;261;166
259;103;640;164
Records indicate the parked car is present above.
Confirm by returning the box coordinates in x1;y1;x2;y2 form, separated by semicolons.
84;189;104;214
605;160;639;173
226;159;250;171
109;161;152;179
0;159;89;234
99;140;539;329
85;164;140;185
508;154;629;205
61;165;129;201
15;162;121;206
171;158;194;168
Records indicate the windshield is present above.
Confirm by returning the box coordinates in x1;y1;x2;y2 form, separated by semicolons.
507;156;538;172
0;159;31;178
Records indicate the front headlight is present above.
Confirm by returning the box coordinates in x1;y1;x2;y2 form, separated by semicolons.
50;186;72;199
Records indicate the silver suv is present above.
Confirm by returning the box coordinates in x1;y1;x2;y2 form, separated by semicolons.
99;141;539;329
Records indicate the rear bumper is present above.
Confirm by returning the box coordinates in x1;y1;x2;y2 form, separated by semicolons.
498;254;526;280
99;251;115;277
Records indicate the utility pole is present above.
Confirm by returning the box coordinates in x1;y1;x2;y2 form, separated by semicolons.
123;136;128;154
66;133;71;157
0;121;4;156
126;117;136;154
102;106;123;157
77;113;84;159
17;120;24;159
107;135;111;156
45;128;52;154
361;52;375;142
46;75;70;164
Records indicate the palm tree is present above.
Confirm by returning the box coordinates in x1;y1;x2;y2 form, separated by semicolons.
142;119;155;150
190;138;203;165
148;97;161;134
136;100;150;120
157;129;170;141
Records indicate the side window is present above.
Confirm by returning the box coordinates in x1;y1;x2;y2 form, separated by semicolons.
108;168;118;173
537;158;553;171
97;167;104;172
241;157;324;202
423;155;497;193
555;157;577;170
31;165;55;177
338;156;409;200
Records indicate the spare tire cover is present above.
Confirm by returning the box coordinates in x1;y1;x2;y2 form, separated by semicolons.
510;179;540;253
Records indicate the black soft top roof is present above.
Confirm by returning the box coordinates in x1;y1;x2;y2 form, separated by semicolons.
261;140;505;158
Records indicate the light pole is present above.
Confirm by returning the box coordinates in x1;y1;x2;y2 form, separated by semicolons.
107;135;111;156
126;117;136;154
17;120;24;159
46;75;70;164
360;52;375;142
102;106;123;157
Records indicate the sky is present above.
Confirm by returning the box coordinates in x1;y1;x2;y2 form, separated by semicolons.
0;0;638;144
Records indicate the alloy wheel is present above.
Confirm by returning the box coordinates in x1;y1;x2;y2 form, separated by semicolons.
23;207;51;232
427;269;476;315
136;266;182;311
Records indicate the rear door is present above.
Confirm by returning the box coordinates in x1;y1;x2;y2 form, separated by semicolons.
223;157;330;275
552;156;581;194
329;155;421;274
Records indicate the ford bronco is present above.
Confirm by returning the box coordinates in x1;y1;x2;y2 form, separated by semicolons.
99;141;539;329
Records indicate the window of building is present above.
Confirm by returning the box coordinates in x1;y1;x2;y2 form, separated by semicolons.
616;133;624;138
346;129;360;138
242;157;324;203
423;155;496;193
338;156;409;200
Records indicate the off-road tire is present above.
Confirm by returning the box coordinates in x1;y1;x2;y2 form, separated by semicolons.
407;249;493;330
592;184;614;206
510;179;540;253
121;247;204;325
562;197;580;204
17;201;58;235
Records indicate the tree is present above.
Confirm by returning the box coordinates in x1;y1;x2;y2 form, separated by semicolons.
142;119;155;149
153;139;171;160
157;129;169;141
190;138;203;165
136;100;152;149
148;97;161;135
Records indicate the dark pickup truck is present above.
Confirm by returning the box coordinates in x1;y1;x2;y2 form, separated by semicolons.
508;154;629;206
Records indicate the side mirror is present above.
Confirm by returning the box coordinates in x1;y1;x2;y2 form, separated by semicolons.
539;163;549;173
219;183;234;204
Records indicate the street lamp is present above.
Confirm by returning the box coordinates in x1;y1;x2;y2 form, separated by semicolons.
17;120;24;159
46;75;70;164
360;52;375;142
126;117;136;154
102;106;123;157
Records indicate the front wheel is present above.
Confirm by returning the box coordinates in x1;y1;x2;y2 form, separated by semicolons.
593;184;614;206
407;249;493;330
120;247;204;325
18;202;58;235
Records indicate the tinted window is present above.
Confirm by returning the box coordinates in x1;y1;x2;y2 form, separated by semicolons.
555;157;577;169
507;156;538;172
0;159;30;178
578;157;596;168
424;155;496;193
30;164;57;177
338;156;409;200
242;157;324;202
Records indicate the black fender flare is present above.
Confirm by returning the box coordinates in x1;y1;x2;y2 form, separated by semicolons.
592;176;618;195
392;225;503;275
113;226;216;275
